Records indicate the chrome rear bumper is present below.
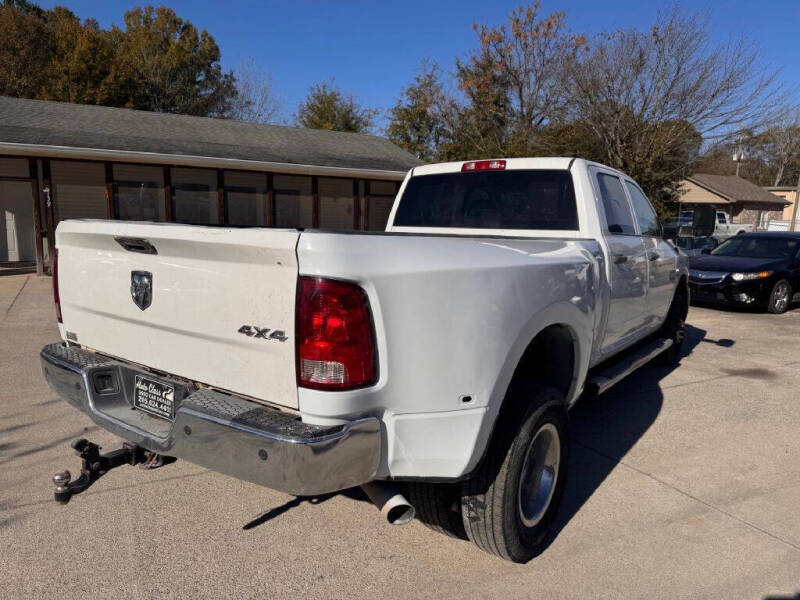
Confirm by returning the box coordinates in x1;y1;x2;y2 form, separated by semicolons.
40;343;381;496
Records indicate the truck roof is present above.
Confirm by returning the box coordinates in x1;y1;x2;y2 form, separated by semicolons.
410;157;579;177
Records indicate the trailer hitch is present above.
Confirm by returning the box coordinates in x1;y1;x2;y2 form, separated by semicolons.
51;438;172;504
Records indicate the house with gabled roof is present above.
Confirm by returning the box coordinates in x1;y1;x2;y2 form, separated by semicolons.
677;173;790;230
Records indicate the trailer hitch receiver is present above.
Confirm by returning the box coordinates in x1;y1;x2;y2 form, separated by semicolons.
52;438;172;504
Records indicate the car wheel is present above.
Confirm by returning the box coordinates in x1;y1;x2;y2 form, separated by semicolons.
407;481;467;539
767;279;791;314
460;385;568;563
655;284;688;366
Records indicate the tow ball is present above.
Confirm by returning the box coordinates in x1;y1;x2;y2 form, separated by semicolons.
51;438;172;504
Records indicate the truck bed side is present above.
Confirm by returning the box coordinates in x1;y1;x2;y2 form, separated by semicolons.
295;231;604;477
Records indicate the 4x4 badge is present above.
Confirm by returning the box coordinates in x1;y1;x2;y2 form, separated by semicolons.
238;325;288;342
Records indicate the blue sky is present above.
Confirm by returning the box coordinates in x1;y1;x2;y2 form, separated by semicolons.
36;0;800;129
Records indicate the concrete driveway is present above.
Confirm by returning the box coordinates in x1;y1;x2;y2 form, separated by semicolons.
1;273;799;599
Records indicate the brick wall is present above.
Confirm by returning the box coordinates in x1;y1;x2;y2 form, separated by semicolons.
733;208;784;229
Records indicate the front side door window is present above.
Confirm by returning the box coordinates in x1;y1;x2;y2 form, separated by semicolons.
596;173;636;235
625;180;675;321
592;170;648;353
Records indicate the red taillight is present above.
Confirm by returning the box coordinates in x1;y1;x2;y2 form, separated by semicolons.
296;277;377;391
52;248;62;323
461;159;506;172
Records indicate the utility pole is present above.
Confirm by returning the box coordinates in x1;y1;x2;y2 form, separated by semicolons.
790;170;800;232
733;139;744;177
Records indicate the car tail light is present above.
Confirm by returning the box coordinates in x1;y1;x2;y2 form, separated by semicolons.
461;159;506;172
53;248;62;323
296;276;377;390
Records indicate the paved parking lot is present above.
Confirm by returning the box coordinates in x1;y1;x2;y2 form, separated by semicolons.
2;273;799;599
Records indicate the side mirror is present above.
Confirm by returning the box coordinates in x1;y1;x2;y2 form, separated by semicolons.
692;206;716;238
701;248;711;255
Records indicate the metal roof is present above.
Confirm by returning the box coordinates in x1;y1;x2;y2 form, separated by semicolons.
0;96;423;178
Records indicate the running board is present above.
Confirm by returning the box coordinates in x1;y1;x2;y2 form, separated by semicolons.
587;338;673;395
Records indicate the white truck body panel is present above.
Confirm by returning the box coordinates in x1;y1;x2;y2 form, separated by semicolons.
296;232;601;476
52;158;687;481
715;211;753;238
678;209;753;238
56;221;300;408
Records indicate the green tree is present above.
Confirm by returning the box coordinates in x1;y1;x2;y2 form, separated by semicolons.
0;2;239;118
453;3;584;158
226;57;282;123
296;82;376;133
387;66;446;161
102;6;236;116
694;117;800;188
559;7;781;213
0;0;51;98
39;7;114;105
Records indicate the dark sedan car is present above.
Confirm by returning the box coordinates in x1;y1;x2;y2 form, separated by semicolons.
688;232;800;314
675;236;720;257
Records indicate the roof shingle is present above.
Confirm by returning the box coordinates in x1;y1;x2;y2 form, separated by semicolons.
0;96;424;173
688;173;789;207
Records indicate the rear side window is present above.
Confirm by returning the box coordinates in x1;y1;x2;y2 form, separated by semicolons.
595;173;635;235
712;236;798;259
625;181;660;236
392;169;578;230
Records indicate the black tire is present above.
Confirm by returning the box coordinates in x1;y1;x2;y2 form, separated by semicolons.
459;386;569;563
767;279;791;314
407;482;467;539
654;283;688;366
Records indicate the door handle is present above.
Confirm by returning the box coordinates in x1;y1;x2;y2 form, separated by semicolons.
613;254;628;264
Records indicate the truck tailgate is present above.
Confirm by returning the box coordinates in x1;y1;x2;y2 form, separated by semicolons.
55;220;300;409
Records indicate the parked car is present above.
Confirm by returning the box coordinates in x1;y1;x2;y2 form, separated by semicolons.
675;236;721;257
666;210;751;239
689;232;800;313
662;210;694;237
41;157;690;563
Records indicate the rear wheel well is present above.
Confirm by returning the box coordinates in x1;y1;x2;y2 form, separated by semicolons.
467;325;575;483
509;325;576;401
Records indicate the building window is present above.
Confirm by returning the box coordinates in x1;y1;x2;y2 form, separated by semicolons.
365;180;397;230
0;157;29;178
171;168;218;225
224;171;267;226
113;164;164;222
318;177;355;230
51;161;107;222
273;174;313;228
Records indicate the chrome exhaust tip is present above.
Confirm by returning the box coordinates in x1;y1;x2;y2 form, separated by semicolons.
360;481;415;526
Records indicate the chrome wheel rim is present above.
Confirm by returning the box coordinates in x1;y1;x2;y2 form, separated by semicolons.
518;422;561;528
773;282;789;312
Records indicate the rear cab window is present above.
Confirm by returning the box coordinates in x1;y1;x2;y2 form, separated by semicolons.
391;169;579;232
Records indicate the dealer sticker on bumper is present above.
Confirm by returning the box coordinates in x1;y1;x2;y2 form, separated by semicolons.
133;374;176;421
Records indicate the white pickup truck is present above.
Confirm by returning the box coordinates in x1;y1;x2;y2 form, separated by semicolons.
674;209;752;238
42;157;688;562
